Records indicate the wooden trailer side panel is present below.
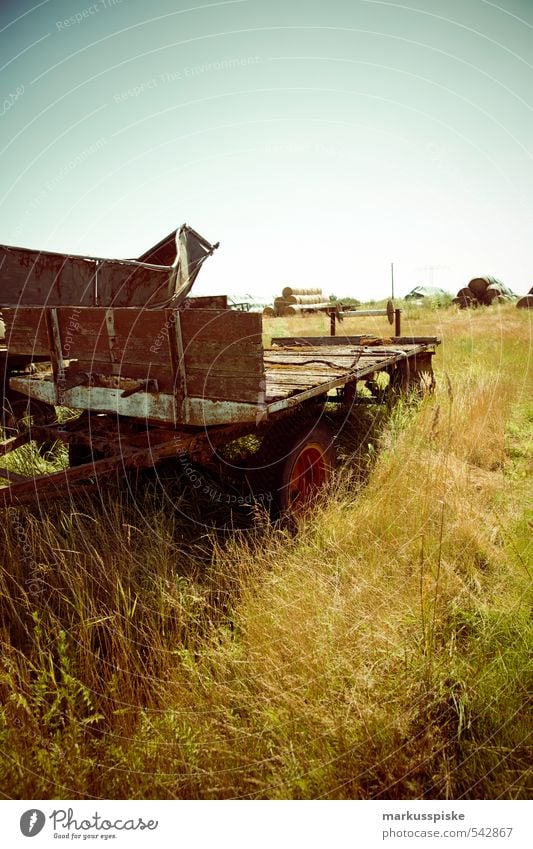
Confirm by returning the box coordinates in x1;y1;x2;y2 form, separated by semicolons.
180;309;264;403
2;307;50;355
3;306;265;417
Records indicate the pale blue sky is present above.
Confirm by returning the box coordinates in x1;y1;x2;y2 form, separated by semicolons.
1;0;532;299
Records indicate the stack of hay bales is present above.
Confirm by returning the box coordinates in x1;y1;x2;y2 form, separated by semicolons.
264;286;332;317
516;286;533;309
453;276;516;308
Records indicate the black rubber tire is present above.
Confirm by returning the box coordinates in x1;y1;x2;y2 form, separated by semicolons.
68;442;104;468
247;415;336;514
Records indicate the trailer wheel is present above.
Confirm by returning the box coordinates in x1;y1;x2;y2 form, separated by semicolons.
68;443;104;468
249;417;336;514
389;355;435;399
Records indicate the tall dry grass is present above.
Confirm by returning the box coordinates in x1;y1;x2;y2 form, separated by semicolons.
0;302;531;799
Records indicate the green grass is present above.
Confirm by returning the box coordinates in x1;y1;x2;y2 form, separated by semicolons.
0;302;531;799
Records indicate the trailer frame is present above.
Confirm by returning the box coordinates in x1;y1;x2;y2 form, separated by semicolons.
0;227;440;513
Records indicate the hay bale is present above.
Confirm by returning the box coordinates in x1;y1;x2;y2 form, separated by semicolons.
280;303;331;316
517;295;533;309
468;276;515;303
286;294;325;305
282;286;322;299
262;306;276;316
485;283;503;303
455;287;476;308
467;277;491;300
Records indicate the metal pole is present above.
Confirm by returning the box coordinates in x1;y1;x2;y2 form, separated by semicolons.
394;308;401;337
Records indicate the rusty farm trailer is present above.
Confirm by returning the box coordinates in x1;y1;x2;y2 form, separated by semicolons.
0;225;440;513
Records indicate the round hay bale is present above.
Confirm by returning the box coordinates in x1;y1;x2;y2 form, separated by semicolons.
467;277;491;299
291;302;330;312
282;286;322;299
455;288;476;308
262;306;276;317
456;287;475;298
291;294;324;305
485;283;503;304
274;297;290;308
517;295;533;309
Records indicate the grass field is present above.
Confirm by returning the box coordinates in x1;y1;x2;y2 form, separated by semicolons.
0;301;531;799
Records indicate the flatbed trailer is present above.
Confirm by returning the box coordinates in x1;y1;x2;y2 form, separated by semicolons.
0;226;440;513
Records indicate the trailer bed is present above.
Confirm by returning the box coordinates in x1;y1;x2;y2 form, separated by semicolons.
8;336;439;423
0;226;440;513
263;336;439;410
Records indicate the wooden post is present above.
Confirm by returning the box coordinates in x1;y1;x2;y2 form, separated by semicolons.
394;309;401;337
330;310;336;337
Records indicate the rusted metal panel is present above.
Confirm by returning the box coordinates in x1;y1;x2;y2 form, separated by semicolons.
9;376;177;424
97;223;219;307
182;398;263;425
1;225;218;310
136;230;179;266
9;375;262;426
185;295;228;310
95;260;173;308
0;245;96;306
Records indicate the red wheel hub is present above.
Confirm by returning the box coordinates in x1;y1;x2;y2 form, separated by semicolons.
286;442;329;508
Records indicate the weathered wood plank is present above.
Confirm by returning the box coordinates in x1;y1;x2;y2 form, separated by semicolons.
186;371;263;403
69;361;176;393
2;308;50;354
181;308;262;343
